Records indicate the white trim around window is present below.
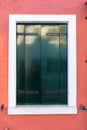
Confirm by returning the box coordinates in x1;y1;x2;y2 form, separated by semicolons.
8;14;77;115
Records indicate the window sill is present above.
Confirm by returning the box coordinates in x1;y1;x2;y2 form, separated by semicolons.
8;105;77;115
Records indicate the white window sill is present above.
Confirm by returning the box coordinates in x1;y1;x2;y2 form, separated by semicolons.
8;105;77;115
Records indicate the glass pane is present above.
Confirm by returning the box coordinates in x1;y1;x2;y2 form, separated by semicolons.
17;25;24;33
25;25;41;104
16;35;25;104
59;25;67;104
25;25;40;35
41;25;60;104
60;24;67;34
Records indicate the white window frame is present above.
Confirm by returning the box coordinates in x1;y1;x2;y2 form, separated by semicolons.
8;14;77;115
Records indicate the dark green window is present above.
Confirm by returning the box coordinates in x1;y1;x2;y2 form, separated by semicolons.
16;23;68;105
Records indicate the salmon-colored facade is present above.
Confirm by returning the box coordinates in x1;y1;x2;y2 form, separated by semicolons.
0;0;87;129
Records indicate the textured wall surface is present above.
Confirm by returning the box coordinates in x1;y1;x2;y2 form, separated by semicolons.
0;0;87;129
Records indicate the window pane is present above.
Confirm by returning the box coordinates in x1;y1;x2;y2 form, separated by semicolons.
16;35;25;104
41;25;60;104
59;25;67;104
17;25;24;33
25;25;40;35
25;25;41;104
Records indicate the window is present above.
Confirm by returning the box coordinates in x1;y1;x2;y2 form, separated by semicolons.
16;23;68;105
8;15;77;114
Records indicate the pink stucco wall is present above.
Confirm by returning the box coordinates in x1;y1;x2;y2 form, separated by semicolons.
0;0;87;129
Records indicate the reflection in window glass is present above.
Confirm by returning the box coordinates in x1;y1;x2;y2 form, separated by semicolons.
25;25;40;35
17;25;24;33
17;35;25;104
